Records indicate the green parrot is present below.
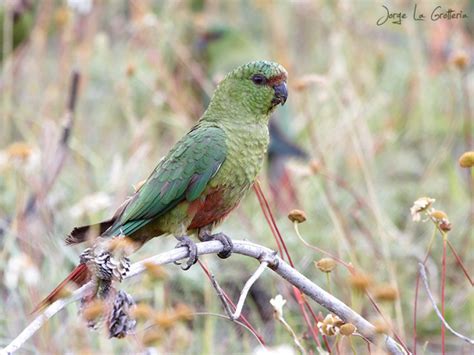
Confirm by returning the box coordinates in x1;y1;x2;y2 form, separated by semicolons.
36;60;288;315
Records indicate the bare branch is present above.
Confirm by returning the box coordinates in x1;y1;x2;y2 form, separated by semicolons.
232;260;269;320
2;240;406;354
418;263;474;345
209;272;235;319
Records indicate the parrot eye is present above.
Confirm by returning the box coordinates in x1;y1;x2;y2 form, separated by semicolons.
251;74;267;86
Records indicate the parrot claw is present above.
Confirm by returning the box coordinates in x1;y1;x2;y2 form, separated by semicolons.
175;236;198;270
200;232;233;259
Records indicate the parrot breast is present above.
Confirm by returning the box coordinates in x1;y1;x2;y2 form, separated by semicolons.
187;121;270;231
187;188;237;229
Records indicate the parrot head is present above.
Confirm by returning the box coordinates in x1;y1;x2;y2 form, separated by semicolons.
208;60;288;120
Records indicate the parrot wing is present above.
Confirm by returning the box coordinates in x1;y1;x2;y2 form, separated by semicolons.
103;125;227;237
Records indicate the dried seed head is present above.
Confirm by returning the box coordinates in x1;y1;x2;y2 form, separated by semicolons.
144;262;168;281
54;6;70;28
430;210;448;220
373;318;389;334
451;50;470;71
438;219;452;232
288;209;307;223
82;300;106;322
317;314;345;336
6;142;33;160
142;329;163;346
175;303;194;321
430;210;452;232
153;312;178;329
126;63;136;77
459;151;474;168
339;323;357;336
130;303;154;321
410;197;435;222
315;258;337;273
349;273;372;292
372;285;398;302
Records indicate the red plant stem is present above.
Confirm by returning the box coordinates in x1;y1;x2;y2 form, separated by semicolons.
253;182;293;266
447;239;473;286
441;237;447;355
304;301;324;341
253;182;323;347
303;301;331;351
253;183;284;257
365;291;409;353
297;288;323;349
297;291;323;349
323;334;332;354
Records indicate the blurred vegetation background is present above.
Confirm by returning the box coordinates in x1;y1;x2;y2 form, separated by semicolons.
0;0;472;353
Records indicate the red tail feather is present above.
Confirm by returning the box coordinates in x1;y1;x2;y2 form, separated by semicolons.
32;263;90;313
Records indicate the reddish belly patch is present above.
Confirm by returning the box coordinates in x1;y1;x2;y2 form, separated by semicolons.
187;188;237;230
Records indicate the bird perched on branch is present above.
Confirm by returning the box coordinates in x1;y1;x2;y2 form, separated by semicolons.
35;61;288;335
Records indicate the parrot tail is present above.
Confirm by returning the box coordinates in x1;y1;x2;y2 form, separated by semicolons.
32;263;90;313
65;220;115;245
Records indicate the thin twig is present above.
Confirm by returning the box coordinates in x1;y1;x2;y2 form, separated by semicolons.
208;272;235;320
446;239;473;286
198;260;266;345
232;261;269;320
192;312;265;347
418;263;474;345
277;314;307;354
293;222;353;270
2;240;406;354
254;182;323;348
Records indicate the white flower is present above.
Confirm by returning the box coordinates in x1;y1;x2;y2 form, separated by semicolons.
317;314;344;337
410;197;435;222
270;294;287;319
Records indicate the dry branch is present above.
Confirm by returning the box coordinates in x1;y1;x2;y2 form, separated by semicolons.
2;240;406;354
418;263;474;345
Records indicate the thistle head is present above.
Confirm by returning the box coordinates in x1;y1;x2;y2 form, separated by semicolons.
207;60;288;121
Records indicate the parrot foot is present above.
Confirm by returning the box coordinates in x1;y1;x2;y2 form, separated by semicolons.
175;236;198;270
199;232;233;259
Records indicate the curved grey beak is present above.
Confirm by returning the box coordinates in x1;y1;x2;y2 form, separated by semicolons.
272;82;288;106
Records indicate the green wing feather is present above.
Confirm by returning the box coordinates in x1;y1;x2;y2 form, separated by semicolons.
103;126;227;237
